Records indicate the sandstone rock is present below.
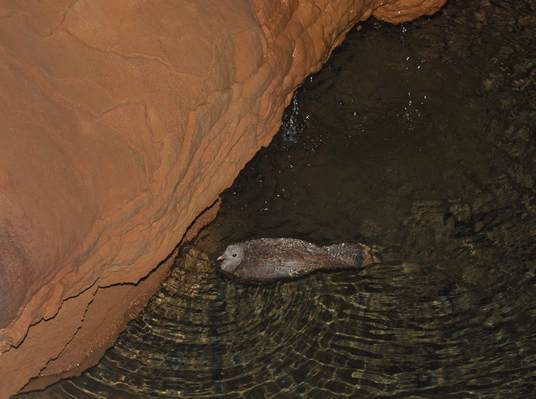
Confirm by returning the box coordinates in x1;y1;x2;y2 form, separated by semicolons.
0;0;446;396
373;0;447;23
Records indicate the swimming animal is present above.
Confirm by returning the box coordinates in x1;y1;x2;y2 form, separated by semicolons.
217;238;372;284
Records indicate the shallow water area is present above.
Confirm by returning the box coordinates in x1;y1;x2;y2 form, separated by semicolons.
18;0;536;397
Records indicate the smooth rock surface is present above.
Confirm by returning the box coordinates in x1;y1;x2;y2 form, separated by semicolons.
0;0;445;396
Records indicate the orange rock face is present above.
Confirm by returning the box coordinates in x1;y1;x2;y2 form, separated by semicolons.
373;0;447;23
0;0;445;396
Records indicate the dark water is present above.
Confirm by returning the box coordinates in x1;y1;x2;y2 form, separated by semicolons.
18;0;536;397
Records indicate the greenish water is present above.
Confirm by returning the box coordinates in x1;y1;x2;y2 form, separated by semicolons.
18;0;536;397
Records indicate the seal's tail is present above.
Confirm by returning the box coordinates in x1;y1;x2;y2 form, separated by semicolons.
323;243;373;269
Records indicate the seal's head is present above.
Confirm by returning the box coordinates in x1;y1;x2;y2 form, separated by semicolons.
217;244;244;273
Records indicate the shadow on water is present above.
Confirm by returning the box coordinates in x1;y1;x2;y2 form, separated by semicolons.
18;0;536;397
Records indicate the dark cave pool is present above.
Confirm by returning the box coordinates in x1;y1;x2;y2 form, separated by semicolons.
18;0;536;397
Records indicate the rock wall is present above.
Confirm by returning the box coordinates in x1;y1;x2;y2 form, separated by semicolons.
0;0;445;396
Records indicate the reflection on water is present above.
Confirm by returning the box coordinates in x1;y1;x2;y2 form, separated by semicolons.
18;0;536;397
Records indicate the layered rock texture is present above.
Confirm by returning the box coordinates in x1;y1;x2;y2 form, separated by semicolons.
0;0;446;396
